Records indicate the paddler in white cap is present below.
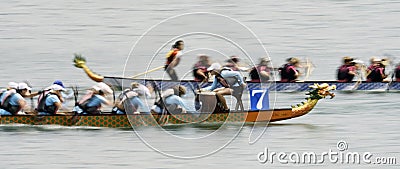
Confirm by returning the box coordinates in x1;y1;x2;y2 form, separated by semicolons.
74;82;113;115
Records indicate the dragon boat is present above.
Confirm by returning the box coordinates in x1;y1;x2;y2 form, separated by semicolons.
0;83;335;128
73;55;400;92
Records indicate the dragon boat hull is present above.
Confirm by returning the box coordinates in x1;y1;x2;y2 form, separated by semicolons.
1;82;335;128
0;108;310;128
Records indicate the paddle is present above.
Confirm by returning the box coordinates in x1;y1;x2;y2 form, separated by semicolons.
351;64;366;90
130;66;165;78
150;81;170;124
71;85;79;106
304;57;313;81
296;57;314;82
111;86;116;104
386;70;395;91
188;81;205;111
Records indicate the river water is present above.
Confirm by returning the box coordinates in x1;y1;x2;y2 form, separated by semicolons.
0;0;399;168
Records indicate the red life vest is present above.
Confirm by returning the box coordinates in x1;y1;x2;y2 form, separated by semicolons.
165;49;180;65
249;65;270;82
193;62;209;82
279;64;297;82
337;65;355;82
367;67;385;82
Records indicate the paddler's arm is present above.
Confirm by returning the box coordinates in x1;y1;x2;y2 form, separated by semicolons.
174;96;191;111
54;102;62;113
196;69;208;81
380;68;388;79
17;97;27;113
49;95;62;114
348;66;357;76
202;77;218;91
291;67;300;78
222;71;245;86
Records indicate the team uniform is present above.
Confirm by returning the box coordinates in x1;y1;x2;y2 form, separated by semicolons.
249;65;271;82
279;64;299;82
165;49;183;81
0;91;24;115
337;64;356;82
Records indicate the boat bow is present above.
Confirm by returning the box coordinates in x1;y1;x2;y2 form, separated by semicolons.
73;54;104;82
291;83;336;117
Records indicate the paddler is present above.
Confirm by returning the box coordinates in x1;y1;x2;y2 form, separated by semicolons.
165;40;184;81
279;57;301;82
337;56;357;82
0;82;18;104
224;55;241;71
42;80;73;110
0;82;27;115
37;84;66;115
73;82;113;114
162;85;191;114
366;58;388;82
112;82;151;114
192;54;211;82
395;62;400;82
249;57;272;82
201;63;246;111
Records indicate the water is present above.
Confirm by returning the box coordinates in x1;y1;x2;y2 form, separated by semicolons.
0;0;399;168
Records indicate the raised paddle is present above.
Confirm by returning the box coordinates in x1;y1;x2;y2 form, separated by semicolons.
130;66;165;78
351;66;365;90
386;70;395;91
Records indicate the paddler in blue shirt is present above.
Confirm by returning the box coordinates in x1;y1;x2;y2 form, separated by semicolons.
74;82;113;115
163;85;191;114
37;84;66;115
113;82;151;114
0;82;27;115
201;63;246;111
